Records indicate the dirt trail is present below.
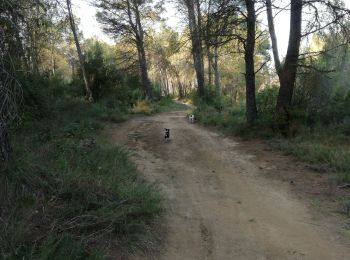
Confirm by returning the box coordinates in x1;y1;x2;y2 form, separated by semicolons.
108;109;350;260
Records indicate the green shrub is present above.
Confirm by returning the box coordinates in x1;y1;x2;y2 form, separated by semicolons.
341;199;350;216
1;98;163;259
131;100;156;115
272;125;350;180
256;87;279;123
337;173;350;184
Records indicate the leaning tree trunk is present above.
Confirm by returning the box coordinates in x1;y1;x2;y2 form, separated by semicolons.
267;0;302;124
276;0;302;118
266;0;282;74
66;0;93;102
244;0;258;125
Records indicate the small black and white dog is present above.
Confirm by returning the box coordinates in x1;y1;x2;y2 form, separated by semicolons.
164;128;170;142
189;114;195;123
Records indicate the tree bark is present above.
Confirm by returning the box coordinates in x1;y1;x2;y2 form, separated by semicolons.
266;0;302;121
0;121;10;161
165;69;170;95
207;45;213;86
186;0;205;97
213;44;221;95
134;3;152;99
266;0;281;73
137;42;152;98
66;0;93;102
276;0;302;115
244;0;258;125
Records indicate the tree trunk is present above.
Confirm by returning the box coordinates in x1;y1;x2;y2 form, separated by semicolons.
266;0;282;73
51;47;56;76
165;69;170;95
276;0;302;116
207;45;212;86
213;44;220;95
66;0;93;102
244;0;258;125
137;40;152;99
186;0;205;97
134;4;152;99
266;0;302;122
0;121;10;161
195;0;205;88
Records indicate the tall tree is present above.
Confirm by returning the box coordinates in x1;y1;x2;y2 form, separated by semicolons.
202;0;242;95
66;0;93;101
266;0;350;125
182;0;205;97
266;0;302;122
96;0;158;99
244;0;258;125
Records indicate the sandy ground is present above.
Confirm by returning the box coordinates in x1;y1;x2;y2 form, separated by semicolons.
107;109;350;260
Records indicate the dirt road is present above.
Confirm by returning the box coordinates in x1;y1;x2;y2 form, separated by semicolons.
108;109;350;260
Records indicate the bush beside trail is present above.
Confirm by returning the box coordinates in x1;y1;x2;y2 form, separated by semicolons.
0;76;164;259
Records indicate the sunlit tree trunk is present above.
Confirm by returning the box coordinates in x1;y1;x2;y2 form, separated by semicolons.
66;0;93;102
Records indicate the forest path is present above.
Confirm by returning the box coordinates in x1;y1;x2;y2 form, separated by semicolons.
107;108;350;260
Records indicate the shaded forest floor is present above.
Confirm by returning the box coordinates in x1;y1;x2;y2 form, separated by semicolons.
107;105;350;259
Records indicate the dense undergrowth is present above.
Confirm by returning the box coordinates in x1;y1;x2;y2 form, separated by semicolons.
131;96;189;115
192;87;350;185
0;76;171;259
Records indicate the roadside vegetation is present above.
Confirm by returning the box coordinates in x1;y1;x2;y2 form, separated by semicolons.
0;75;166;258
193;86;350;183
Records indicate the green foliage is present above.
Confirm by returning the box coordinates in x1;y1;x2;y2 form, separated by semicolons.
192;94;247;134
1;95;163;259
336;173;350;184
131;96;188;115
273;126;350;173
294;37;350;127
341;199;350;216
38;235;102;260
156;96;189;112
131;99;158;115
256;87;279;123
20;73;55;119
73;39;143;104
84;40;121;99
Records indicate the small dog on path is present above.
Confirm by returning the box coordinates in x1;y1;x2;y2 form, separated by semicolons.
164;128;170;142
189;114;195;123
